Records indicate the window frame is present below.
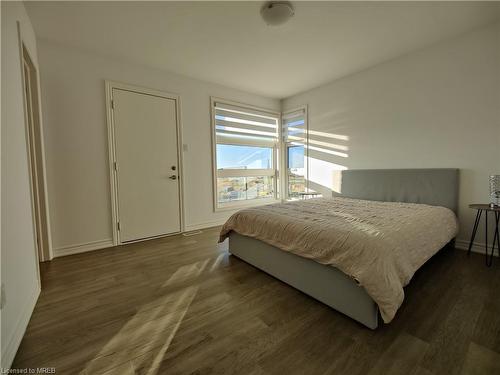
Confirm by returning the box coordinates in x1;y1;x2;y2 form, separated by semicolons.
281;106;309;201
211;97;282;211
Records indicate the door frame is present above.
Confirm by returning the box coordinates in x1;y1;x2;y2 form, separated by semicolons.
105;81;185;245
18;22;54;271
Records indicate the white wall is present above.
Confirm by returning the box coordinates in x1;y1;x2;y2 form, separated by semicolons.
37;41;280;254
283;23;500;248
1;1;41;368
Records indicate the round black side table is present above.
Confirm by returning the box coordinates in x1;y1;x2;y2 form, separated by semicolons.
467;204;500;267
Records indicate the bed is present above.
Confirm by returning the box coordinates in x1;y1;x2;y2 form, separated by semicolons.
220;169;459;329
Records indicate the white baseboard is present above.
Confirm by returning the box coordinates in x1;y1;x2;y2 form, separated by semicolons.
53;239;114;258
184;219;227;232
1;285;40;369
52;225;225;257
455;239;499;257
53;221;229;257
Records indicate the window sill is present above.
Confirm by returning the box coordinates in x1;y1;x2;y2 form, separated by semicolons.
215;198;281;212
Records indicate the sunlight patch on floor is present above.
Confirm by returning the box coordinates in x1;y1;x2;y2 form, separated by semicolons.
82;257;219;374
210;253;226;272
134;286;199;375
162;258;210;287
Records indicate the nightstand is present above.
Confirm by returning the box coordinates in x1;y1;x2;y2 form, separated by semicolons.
467;204;500;266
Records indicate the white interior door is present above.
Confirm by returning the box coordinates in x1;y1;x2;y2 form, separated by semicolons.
113;88;181;243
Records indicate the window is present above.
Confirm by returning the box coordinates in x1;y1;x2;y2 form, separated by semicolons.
283;108;309;199
212;99;280;209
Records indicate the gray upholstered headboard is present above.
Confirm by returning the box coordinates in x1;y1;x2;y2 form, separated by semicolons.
338;169;459;213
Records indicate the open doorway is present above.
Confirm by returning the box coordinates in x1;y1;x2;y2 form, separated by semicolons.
21;43;52;264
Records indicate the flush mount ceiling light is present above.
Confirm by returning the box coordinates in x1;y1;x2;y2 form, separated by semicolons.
261;1;295;26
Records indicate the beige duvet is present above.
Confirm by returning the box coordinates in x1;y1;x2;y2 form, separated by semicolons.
219;197;458;323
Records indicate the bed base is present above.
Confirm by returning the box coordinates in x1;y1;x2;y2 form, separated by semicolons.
229;232;379;329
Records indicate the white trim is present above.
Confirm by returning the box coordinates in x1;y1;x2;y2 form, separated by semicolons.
210;97;219;213
33;52;54;261
176;95;187;237
182;230;203;237
17;31;54;262
105;82;119;245
184;219;228;232
53;239;114;258
17;23;41;288
121;231;182;245
455;239;499;257
105;80;185;245
1;285;40;369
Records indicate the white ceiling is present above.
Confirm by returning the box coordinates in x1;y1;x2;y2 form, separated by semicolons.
26;1;500;99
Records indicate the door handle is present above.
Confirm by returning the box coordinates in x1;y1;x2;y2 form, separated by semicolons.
169;175;177;180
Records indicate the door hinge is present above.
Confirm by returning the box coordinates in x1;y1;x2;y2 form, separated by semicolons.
117;222;120;231
113;161;118;171
111;99;115;110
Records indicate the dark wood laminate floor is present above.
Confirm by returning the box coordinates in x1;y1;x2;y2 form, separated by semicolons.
13;227;500;375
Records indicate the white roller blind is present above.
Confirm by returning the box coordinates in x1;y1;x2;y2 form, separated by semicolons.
214;102;279;146
283;109;306;143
